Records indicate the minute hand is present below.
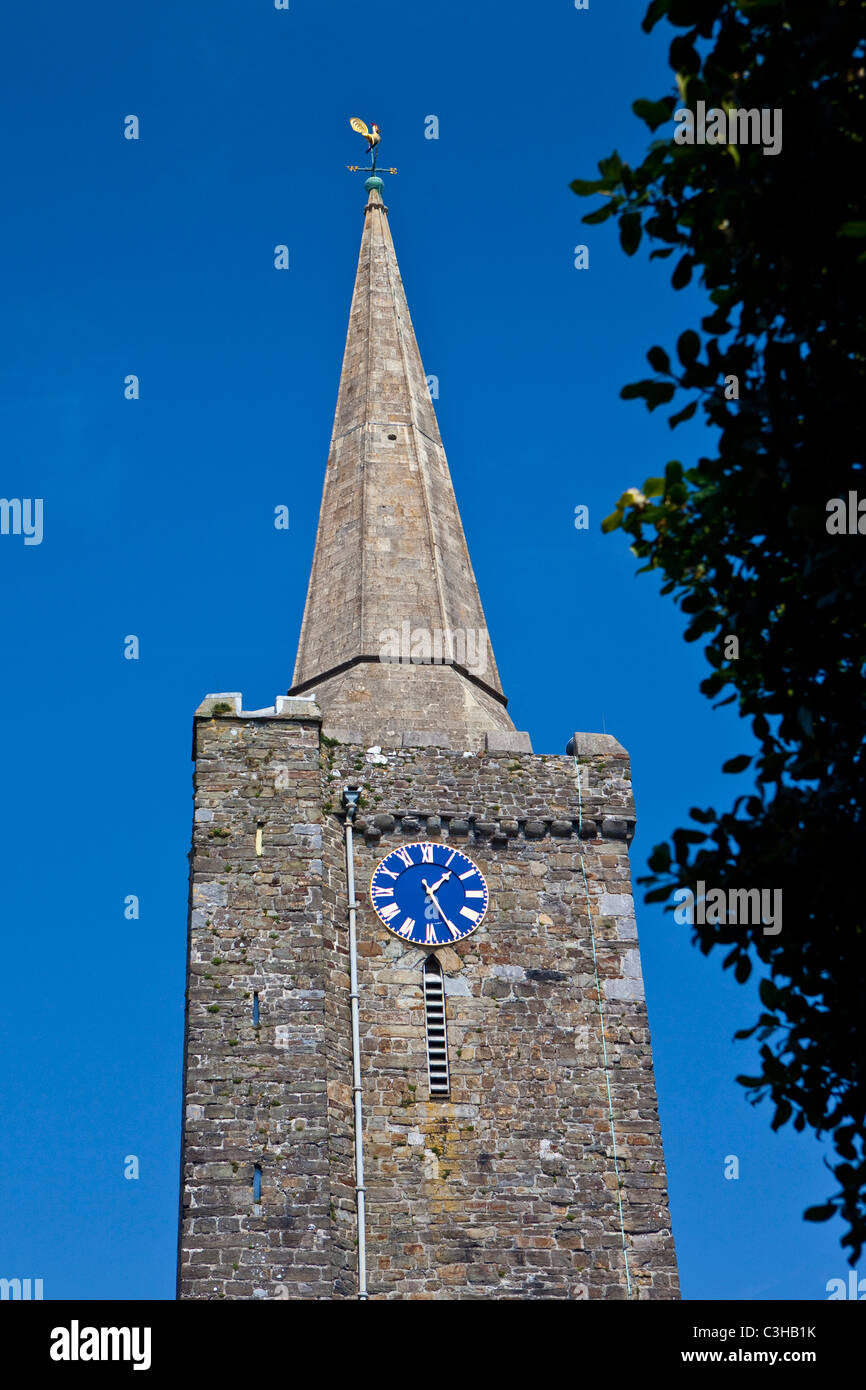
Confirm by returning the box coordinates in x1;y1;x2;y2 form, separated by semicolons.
421;880;460;940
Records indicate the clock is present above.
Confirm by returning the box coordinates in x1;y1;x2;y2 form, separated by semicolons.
369;841;489;946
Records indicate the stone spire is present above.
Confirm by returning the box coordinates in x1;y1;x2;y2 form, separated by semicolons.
289;178;524;751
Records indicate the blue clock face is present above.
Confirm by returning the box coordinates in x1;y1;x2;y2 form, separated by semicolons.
369;841;489;946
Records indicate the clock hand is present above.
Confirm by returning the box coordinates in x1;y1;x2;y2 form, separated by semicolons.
420;881;460;940
424;871;452;896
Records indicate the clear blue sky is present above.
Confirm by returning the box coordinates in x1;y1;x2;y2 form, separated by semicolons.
0;0;844;1300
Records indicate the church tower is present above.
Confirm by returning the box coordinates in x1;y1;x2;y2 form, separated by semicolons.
177;174;679;1300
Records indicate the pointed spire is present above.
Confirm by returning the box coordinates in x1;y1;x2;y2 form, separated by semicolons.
289;182;518;748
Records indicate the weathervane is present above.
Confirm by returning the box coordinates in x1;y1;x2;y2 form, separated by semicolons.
347;117;398;177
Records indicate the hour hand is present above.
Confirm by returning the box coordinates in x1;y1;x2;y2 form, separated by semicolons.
424;871;452;896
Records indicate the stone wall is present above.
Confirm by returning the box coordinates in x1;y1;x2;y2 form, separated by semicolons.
178;708;339;1299
178;703;679;1300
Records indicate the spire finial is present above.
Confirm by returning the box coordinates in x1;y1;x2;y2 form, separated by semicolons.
347;116;397;188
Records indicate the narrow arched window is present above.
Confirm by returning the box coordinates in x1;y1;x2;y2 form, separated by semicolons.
423;955;450;1096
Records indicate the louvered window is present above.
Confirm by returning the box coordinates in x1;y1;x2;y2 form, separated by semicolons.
423;955;450;1096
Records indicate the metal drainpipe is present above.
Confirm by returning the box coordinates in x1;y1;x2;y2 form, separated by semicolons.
341;787;368;1300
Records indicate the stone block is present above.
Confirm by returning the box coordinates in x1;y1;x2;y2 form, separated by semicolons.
599;894;633;917
485;731;533;754
196;693;242;717
601;816;635;842
402;730;454;748
321;726;365;744
567;731;628;757
275;696;322;721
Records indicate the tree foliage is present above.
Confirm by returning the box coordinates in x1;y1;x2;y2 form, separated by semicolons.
572;0;866;1259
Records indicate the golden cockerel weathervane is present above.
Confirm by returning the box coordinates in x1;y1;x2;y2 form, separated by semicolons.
346;117;397;176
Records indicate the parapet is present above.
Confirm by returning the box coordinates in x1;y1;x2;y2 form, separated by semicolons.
193;693;322;721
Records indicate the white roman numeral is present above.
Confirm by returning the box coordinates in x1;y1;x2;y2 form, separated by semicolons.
424;921;438;944
465;890;485;899
458;870;476;881
371;886;394;898
398;918;416;938
380;903;400;922
460;906;481;923
420;844;434;863
395;847;414;868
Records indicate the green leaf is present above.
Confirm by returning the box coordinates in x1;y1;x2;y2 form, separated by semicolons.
837;222;866;238
601;510;624;534
644;476;666;498
570;178;608;196
632;98;674;132
582;203;616;226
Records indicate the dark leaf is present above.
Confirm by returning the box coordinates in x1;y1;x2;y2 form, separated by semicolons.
582;202;616;226
632;98;674;132
672;254;694;289
803;1205;837;1223
620;212;642;256
771;1099;792;1131
668;399;699;428
722;754;752;774
621;380;656;400
570;178;608;196
759;978;779;1009
677;329;700;365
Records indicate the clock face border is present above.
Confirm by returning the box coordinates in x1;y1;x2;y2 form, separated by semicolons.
368;840;489;946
